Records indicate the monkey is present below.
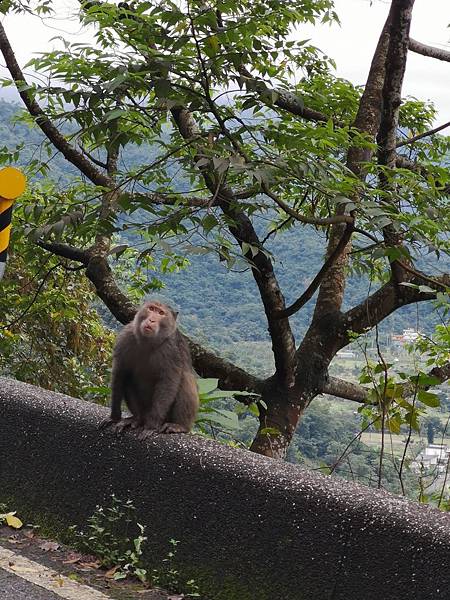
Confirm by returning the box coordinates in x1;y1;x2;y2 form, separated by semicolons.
102;301;199;436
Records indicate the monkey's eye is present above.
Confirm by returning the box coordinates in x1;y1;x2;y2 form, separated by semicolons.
158;310;165;316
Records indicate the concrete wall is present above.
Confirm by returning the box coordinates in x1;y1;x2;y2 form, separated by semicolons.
0;376;449;600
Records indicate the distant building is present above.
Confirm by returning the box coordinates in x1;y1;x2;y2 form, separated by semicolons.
411;444;450;474
392;328;422;345
336;351;356;359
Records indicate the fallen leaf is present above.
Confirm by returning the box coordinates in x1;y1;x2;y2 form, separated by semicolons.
24;530;35;539
39;541;60;552
52;575;65;588
62;557;81;565
105;565;120;578
79;561;102;570
5;514;23;529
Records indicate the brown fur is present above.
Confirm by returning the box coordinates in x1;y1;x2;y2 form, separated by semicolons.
103;301;199;435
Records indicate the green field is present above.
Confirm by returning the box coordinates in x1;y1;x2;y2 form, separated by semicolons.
360;432;450;455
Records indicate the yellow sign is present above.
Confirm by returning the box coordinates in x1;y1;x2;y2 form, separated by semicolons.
0;166;27;280
0;166;26;200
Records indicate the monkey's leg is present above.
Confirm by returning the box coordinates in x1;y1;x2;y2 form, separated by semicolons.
159;372;198;434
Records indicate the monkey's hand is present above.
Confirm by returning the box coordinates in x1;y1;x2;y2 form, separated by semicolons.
159;422;189;434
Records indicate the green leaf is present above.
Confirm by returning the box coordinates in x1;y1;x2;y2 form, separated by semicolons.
204;35;219;58
197;378;219;395
417;390;440;408
154;79;171;98
103;108;126;122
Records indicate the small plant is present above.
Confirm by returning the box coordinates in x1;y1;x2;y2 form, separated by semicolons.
152;539;200;598
70;495;147;582
71;496;200;596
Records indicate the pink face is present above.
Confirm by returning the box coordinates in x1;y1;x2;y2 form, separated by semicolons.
136;302;175;339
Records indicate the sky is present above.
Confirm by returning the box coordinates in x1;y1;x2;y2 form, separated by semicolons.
0;0;449;123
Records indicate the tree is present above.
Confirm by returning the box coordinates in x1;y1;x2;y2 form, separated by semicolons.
0;0;448;461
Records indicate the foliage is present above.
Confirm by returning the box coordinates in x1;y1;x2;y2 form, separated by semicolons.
70;495;148;583
0;0;448;468
70;495;200;595
0;186;114;400
196;377;256;436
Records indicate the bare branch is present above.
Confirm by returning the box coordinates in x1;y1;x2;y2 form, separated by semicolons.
409;38;450;62
37;241;89;264
311;10;392;320
342;271;448;340
262;184;353;226
377;0;416;170
377;0;415;283
321;376;369;403
396;120;450;148
275;223;354;319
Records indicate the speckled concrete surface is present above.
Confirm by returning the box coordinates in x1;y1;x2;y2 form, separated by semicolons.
0;376;449;600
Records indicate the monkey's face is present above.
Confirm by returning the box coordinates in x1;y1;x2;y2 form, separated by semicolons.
135;302;176;340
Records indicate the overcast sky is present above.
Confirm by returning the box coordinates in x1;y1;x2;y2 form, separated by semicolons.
1;0;449;123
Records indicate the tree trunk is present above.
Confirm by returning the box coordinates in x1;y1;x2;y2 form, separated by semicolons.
250;379;306;458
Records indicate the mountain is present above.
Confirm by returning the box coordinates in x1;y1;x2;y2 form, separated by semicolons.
0;100;446;377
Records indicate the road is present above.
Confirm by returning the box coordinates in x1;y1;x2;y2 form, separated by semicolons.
0;545;113;599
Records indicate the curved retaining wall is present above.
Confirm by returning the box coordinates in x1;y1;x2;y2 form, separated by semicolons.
0;376;449;600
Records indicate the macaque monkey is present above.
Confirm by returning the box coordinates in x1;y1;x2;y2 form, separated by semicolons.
103;301;199;436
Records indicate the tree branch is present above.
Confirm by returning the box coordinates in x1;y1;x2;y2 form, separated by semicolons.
274;223;354;319
262;184;353;226
396;120;450;148
376;0;415;283
170;105;297;387
342;271;448;341
377;0;415;170
321;376;369;403
0;23;114;190
236;66;338;126
311;9;392;320
321;362;450;404
409;38;450;62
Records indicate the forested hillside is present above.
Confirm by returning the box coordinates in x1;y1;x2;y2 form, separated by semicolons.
0;99;444;376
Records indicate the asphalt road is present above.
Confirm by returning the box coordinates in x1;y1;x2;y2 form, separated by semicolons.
0;545;112;600
0;567;63;599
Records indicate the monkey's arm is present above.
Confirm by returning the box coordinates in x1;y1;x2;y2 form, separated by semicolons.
98;359;126;432
109;360;126;422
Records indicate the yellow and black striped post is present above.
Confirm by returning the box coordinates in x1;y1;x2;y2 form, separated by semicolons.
0;167;27;281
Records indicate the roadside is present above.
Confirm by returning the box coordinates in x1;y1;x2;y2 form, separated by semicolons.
0;526;179;600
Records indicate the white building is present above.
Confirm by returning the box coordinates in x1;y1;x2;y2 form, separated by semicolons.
411;444;450;474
